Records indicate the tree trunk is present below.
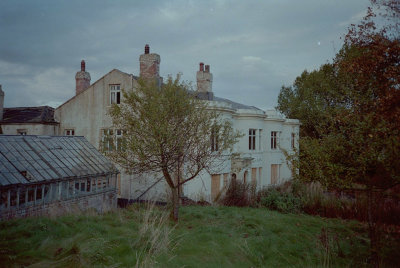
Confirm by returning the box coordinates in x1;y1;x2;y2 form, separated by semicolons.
367;188;380;268
171;186;179;222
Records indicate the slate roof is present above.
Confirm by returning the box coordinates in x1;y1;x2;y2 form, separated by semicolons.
1;106;58;124
193;91;262;111
0;135;118;187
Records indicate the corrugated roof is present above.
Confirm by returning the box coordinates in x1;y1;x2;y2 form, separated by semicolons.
1;106;58;124
0;135;118;187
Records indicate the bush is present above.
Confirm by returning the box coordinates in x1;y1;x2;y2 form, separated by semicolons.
219;179;257;207
259;188;302;213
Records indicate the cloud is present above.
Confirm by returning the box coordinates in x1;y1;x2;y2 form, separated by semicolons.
0;0;371;111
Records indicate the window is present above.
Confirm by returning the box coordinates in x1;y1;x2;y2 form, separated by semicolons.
101;129;114;151
17;129;27;135
271;164;281;185
251;168;257;185
258;129;262;150
116;129;125;151
211;174;221;201
271;131;279;150
110;84;121;104
101;128;126;152
291;132;296;150
211;128;219;151
64;129;75;136
249;129;256;150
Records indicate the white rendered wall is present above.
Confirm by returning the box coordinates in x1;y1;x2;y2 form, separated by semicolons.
1;123;57;135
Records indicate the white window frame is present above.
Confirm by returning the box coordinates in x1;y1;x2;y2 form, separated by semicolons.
249;129;256;150
110;84;121;104
271;131;279;150
116;129;124;151
101;128;125;152
64;129;75;136
101;129;114;151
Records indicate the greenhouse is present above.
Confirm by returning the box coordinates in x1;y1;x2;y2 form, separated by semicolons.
0;135;119;220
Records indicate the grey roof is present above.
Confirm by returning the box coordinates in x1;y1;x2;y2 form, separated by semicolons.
1;106;58;124
193;91;262;111
0;135;118;187
212;96;263;111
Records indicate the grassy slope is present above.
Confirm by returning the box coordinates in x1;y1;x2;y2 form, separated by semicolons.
0;205;397;267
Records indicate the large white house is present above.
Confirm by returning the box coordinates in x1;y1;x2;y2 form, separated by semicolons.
1;45;299;202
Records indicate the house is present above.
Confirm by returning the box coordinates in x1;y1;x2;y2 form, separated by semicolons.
54;45;300;202
0;44;300;203
0;86;59;135
0;135;119;220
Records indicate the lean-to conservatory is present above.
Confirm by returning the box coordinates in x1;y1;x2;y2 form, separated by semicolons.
0;135;119;220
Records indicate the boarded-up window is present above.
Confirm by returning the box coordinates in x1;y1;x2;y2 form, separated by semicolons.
251;168;257;185
211;174;221;201
243;171;248;184
271;164;280;185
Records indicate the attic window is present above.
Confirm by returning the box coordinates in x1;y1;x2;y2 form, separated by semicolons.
65;129;75;136
110;84;121;104
17;129;27;135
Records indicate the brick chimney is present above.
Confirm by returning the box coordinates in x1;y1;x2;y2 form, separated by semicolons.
75;60;91;95
0;85;4;121
196;62;213;93
139;44;161;85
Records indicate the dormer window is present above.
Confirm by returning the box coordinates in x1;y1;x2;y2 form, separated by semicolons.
65;129;75;136
110;84;121;104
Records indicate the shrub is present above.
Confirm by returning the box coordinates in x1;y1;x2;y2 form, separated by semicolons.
259;187;302;213
219;179;257;207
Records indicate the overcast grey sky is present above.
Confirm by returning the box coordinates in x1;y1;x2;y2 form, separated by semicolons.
0;0;370;110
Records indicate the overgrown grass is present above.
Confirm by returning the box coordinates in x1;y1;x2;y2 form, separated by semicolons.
0;205;398;267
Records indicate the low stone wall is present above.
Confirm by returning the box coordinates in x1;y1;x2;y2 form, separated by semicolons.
0;189;117;220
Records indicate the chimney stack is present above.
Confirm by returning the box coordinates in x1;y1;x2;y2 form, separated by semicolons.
139;44;161;85
196;62;213;94
75;60;91;95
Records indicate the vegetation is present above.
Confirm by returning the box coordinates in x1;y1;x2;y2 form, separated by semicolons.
2;205;399;267
108;76;241;221
277;1;399;265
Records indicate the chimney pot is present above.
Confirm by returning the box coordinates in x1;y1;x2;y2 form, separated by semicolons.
205;65;210;73
145;44;150;54
199;62;204;71
81;60;85;72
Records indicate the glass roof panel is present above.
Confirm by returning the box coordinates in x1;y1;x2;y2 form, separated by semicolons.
0;136;117;186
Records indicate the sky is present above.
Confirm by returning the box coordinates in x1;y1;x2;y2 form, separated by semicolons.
0;0;371;110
